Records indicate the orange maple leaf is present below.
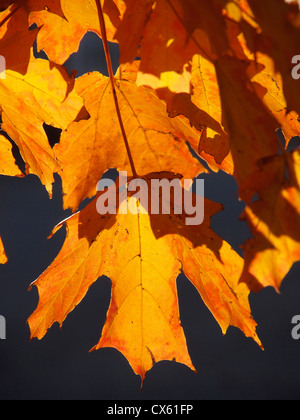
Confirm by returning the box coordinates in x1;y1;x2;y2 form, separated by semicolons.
0;134;22;176
0;54;84;194
29;0;125;65
0;0;299;382
241;150;300;292
162;54;234;175
115;0;221;94
28;175;262;380
54;67;206;212
0;4;38;74
0;0;65;72
246;0;300;116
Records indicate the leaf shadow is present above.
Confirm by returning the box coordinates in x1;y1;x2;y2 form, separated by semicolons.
158;89;230;166
76;172;224;265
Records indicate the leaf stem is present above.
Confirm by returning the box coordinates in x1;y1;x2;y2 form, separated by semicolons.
95;0;138;178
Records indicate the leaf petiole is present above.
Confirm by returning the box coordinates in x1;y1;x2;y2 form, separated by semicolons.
95;0;138;179
0;3;21;29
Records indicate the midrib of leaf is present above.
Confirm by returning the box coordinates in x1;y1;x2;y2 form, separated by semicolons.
117;84;164;169
100;210;185;368
137;210;145;369
77;80;111;207
95;0;138;178
134;211;188;367
196;55;214;117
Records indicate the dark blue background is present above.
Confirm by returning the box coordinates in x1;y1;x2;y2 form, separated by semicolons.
0;33;300;400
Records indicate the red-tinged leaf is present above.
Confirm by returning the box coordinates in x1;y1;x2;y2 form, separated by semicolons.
29;0;125;65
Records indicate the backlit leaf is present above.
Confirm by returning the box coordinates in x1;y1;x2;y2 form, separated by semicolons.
28;175;262;380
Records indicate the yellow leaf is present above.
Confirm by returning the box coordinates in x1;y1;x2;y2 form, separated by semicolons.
0;54;83;193
0;236;7;265
55;70;206;211
164;54;234;175
28;175;262;380
241;150;300;291
29;0;125;64
0;134;22;176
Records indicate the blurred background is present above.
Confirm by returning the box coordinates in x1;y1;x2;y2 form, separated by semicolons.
0;32;300;401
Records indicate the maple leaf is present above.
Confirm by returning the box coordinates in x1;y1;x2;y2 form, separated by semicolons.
0;54;84;194
215;55;281;202
54;67;206;212
0;235;7;265
242;43;300;148
161;54;234;175
0;0;298;383
222;20;300;148
0;0;64;14
115;0;224;94
245;0;300;116
28;0;125;65
240;150;300;292
114;0;295;201
0;0;65;72
28;175;262;380
0;133;22;176
0;4;38;74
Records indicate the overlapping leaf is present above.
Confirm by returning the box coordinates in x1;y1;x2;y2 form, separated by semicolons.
0;0;65;73
29;0;125;64
115;0;226;94
113;0;299;200
246;0;300;116
241;42;300;148
0;4;38;74
0;0;299;381
0;54;83;193
54;66;206;212
241;150;300;292
162;54;234;175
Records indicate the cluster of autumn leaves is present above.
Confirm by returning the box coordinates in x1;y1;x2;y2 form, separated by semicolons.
0;0;300;380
